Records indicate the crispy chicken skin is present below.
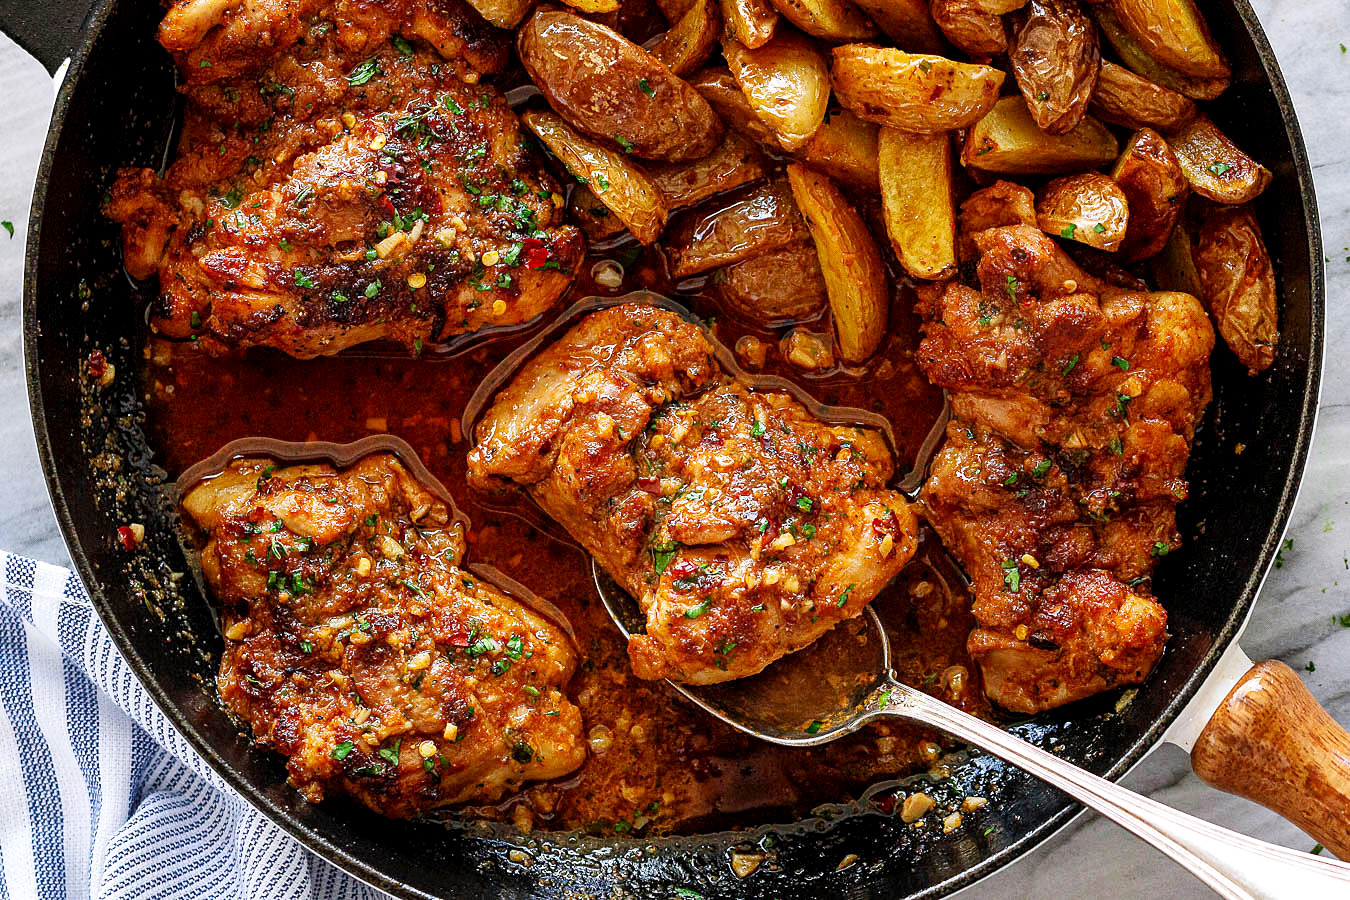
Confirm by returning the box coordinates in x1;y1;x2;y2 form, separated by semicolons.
107;0;582;358
918;214;1214;714
467;304;918;685
181;454;585;815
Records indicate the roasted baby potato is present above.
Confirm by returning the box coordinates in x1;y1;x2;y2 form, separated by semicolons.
725;32;831;151
786;164;888;362
1193;204;1277;374
519;9;722;161
1094;4;1227;100
963;96;1117;174
1036;172;1129;251
721;0;780;48
1088;60;1196;132
650;0;722;76
464;0;535;29
879;128;957;280
664;178;810;277
648;130;771;207
851;0;945;51
797;109;880;191
1169;114;1271;205
523;110;669;244
1111;128;1187;261
562;0;621;12
766;0;877;41
711;240;829;324
930;0;1008;55
831;46;1004;133
568;185;627;241
1010;0;1101;136
1148;217;1203;298
689;66;784;150
1110;0;1228;80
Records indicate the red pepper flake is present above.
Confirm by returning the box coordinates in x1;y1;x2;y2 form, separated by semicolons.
378;194;397;217
635;475;660;493
248;505;268;522
872;511;900;538
87;349;106;378
117;526;136;551
521;238;548;269
669;559;698;580
444;623;472;647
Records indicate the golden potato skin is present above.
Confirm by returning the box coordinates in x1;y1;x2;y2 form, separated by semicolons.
1036;172;1129;252
725;32;831;152
464;0;535;29
1193;204;1278;374
1088;60;1196;132
766;0;877;41
1111;128;1187;261
711;240;829;325
930;0;1008;55
1168;114;1272;205
879;128;957;280
796;109;880;191
852;0;945;52
1148;219;1204;298
650;0;722;76
721;0;780;48
522;110;669;244
1093;4;1228;100
689;66;784;150
647;130;770;208
518;9;721;161
1109;0;1228;80
831;46;1005;133
1010;0;1101;136
664;178;809;277
962;96;1117;174
785;164;888;362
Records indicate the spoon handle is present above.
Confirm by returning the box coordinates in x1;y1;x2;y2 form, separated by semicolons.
878;678;1350;900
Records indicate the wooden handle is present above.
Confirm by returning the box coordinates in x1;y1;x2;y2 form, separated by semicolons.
1191;660;1350;859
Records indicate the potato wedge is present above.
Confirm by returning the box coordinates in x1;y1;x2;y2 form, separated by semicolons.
1148;217;1203;298
561;0;621;12
463;0;535;29
1110;0;1228;80
1111;128;1187;261
969;0;1028;12
689;67;784;151
831;46;1004;133
963;96;1117;174
1193;204;1277;374
930;0;1008;55
1168;114;1271;205
785;163;888;362
519;9;721;161
725;33;831;151
1036;173;1129;251
648;131;771;207
1094;4;1227;100
766;0;877;41
879;128;957;280
523;110;668;244
657;0;697;20
1010;0;1101;136
850;0;945;52
664;178;809;277
651;0;722;76
711;240;829;325
1088;60;1196;132
721;0;780;48
568;185;627;241
796;109;880;191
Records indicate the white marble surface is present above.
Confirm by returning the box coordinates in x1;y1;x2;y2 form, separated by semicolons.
0;2;1345;896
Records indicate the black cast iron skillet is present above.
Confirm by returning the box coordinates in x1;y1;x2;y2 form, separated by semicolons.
7;1;1325;897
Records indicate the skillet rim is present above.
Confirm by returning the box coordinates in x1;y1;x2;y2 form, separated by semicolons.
19;0;1325;896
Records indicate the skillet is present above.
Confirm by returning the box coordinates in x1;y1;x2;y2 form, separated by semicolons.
5;0;1332;896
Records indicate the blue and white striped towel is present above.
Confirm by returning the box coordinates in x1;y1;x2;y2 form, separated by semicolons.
0;552;385;900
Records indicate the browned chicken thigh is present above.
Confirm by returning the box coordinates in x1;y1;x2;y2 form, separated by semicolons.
918;209;1214;713
467;304;919;684
181;454;586;816
107;0;582;358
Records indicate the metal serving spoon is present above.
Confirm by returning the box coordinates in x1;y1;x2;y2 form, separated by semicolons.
593;567;1350;900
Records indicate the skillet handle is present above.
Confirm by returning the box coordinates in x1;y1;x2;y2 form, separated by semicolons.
1191;660;1350;859
0;0;100;75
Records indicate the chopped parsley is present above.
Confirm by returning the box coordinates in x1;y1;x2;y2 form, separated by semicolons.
684;597;712;619
614;135;635;153
1060;223;1077;238
1062;353;1079;375
331;740;355;760
1151;541;1171;558
1001;559;1021;593
1207;161;1233;177
1032;459;1052;478
293;269;317;289
1111;356;1130;371
1005;275;1019;303
652;540;680;574
638;77;655;98
836;584;855;608
348;59;381;86
797;496;814;512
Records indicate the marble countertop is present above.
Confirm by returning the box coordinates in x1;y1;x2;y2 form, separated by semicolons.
0;1;1344;896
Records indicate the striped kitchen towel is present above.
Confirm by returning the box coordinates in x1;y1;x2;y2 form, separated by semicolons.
0;552;386;900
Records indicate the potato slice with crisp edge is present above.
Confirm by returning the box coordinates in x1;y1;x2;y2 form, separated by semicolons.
664;178;809;277
1036;172;1129;252
765;0;877;41
797;109;880;191
1094;4;1227;100
1110;0;1228;80
650;0;722;76
930;0;1008;55
1148;216;1203;298
648;131;771;207
463;0;535;29
567;185;627;241
1088;60;1196;133
518;9;722;161
721;0;780;48
1168;114;1271;205
561;0;621;12
878;128;957;280
786;163;888;362
725;33;831;151
689;66;784;150
1010;0;1101;136
962;96;1117;174
1111;128;1187;261
523;110;668;245
1193;204;1277;374
850;0;945;52
831;46;1004;133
